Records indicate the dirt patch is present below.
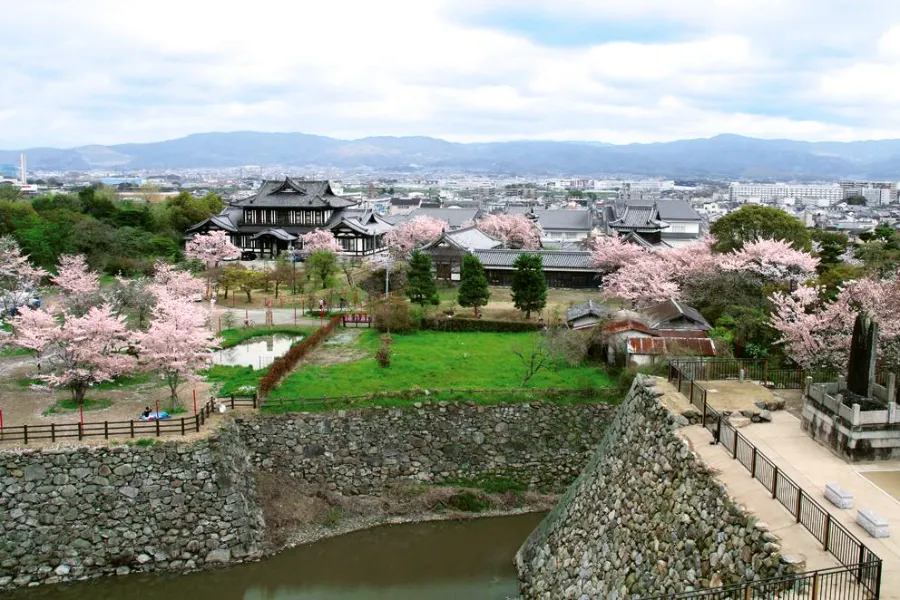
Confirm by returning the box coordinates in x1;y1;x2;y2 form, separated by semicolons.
300;329;368;367
255;473;557;551
0;355;215;445
699;380;774;413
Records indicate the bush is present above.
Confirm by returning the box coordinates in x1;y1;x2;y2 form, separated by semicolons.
376;334;393;368
371;296;414;333
258;315;341;396
421;317;542;333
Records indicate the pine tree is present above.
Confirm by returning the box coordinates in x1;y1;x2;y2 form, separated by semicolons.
406;250;439;306
511;253;547;319
457;254;490;315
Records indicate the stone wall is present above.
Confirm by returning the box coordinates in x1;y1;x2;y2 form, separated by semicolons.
240;402;617;494
516;376;791;599
0;422;265;590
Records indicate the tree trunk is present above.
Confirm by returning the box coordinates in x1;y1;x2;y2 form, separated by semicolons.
245;289;252;302
72;384;87;405
168;373;180;411
274;282;280;299
525;309;531;319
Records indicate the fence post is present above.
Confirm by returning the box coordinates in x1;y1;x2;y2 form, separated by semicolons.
810;571;819;600
130;420;134;438
823;513;831;551
763;359;768;385
690;379;694;405
732;428;738;458
750;446;757;477
231;395;235;410
702;396;708;428
795;490;802;523
155;419;160;438
51;423;56;443
195;414;200;433
856;545;866;583
78;422;83;441
181;417;185;436
23;424;28;445
104;421;108;440
772;465;779;498
715;412;722;444
743;583;752;600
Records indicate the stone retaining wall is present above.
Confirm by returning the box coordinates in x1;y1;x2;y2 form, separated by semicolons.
0;421;265;590
240;402;617;494
516;376;791;599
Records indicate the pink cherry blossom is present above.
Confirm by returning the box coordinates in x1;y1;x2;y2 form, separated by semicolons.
0;236;46;317
384;216;447;251
601;253;680;308
148;263;205;302
722;238;819;283
134;296;217;407
476;214;541;250
52;254;100;315
185;230;240;268
13;305;136;404
301;229;343;253
589;235;646;273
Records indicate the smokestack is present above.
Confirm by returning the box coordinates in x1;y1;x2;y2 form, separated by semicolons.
19;153;26;185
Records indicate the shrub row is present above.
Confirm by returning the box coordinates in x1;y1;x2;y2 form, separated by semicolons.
258;315;342;396
421;317;542;333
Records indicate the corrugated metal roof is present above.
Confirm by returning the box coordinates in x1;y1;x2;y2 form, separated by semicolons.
603;319;652;335
655;329;709;339
472;249;594;270
627;337;716;356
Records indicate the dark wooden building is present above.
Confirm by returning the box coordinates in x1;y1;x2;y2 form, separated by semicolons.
422;226;502;281
472;249;597;288
186;178;393;258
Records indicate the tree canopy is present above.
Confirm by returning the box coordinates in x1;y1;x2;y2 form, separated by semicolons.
457;254;490;312
405;250;439;306
710;205;811;253
510;253;547;319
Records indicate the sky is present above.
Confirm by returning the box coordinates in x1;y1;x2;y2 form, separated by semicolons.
4;0;900;148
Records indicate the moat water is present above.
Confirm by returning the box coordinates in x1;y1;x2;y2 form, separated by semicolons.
214;335;303;369
10;513;544;600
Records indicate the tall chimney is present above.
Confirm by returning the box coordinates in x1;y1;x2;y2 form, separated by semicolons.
19;153;26;185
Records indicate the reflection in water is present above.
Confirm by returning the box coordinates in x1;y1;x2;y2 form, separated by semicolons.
214;335;302;369
10;514;544;600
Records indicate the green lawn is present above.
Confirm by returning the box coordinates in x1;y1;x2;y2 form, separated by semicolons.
203;365;265;397
270;330;612;401
218;325;313;348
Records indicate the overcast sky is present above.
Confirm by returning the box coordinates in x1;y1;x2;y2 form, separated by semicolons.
4;0;900;148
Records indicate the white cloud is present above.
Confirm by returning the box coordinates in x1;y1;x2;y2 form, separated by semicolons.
2;0;900;147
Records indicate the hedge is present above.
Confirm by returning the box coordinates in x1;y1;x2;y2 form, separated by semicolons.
258;314;342;396
421;317;542;333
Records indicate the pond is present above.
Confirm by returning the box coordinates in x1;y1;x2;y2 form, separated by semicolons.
214;335;303;369
9;513;544;600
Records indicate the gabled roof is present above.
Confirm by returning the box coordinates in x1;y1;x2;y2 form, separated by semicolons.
250;228;297;242
422;226;503;252
472;249;594;271
609;203;669;232
618;231;673;248
566;300;612;323
642;299;712;331
655;199;702;222
235;178;358;209
603;319;653;335
627;337;716;357
401;207;481;229
533;209;593;232
185;213;238;233
331;208;394;236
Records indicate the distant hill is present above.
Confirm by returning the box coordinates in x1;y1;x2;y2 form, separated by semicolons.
4;132;900;179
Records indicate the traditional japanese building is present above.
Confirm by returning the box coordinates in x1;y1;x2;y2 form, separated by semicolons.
185;178;393;258
607;199;704;248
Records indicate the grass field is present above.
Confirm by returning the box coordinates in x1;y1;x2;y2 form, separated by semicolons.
269;330;613;401
203;365;265;397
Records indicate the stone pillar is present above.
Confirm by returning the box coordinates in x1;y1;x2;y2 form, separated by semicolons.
889;402;897;425
846;310;878;398
852;403;861;427
805;376;813;396
888;373;896;405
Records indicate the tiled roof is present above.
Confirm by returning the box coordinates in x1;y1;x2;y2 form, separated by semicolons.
234;178;358;209
642;299;712;331
402;207;481;229
534;209;593;231
443;226;503;251
626;337;716;356
609;204;669;230
566;300;612;323
472;249;594;270
656;199;702;221
250;228;297;241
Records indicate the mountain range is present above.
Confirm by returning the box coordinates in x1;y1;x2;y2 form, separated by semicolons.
4;132;900;180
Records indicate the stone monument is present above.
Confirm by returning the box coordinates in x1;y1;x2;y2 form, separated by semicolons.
846;310;878;399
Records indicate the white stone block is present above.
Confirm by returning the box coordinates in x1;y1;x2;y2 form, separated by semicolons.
825;483;854;509
856;508;889;538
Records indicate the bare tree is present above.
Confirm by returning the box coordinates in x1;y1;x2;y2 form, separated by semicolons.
512;338;551;387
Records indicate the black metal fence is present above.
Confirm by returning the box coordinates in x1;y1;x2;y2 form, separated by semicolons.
664;363;883;599
670;358;839;390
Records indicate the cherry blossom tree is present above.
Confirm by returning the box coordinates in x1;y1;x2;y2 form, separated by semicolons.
185;231;241;268
148;263;205;301
589;235;646;273
134;296;217;408
0;236;46;319
384;216;447;251
13;305;136;404
601;253;681;307
476;214;541;249
722;238;819;284
663;236;720;282
53;254;101;316
301;229;343;254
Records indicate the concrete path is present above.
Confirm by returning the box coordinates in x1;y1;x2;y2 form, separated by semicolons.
736;412;900;599
680;425;841;573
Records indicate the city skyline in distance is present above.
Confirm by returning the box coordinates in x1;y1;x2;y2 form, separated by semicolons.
4;1;900;148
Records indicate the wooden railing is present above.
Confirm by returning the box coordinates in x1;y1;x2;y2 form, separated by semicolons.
666;363;883;599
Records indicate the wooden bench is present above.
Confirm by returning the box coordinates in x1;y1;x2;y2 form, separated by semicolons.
857;508;889;538
825;482;854;509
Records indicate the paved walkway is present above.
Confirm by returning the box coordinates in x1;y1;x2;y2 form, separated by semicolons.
679;425;841;573
736;412;900;599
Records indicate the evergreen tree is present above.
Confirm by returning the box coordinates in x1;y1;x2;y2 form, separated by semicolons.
457;254;490;315
405;250;439;306
511;253;547;319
